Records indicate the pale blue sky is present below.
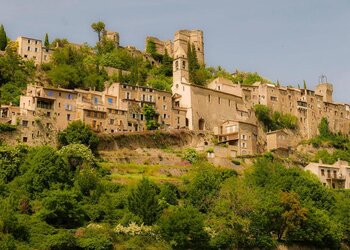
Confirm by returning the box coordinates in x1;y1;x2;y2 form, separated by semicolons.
1;0;349;102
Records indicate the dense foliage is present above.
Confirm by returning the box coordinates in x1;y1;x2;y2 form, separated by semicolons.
57;120;99;152
254;104;298;131
310;118;350;164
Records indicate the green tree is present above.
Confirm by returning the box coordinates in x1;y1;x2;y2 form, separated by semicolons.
303;80;307;90
318;117;331;138
91;21;105;42
143;104;159;130
146;39;157;55
254;104;274;131
44;33;50;48
0;145;28;183
276;191;308;240
58;120;99;152
0;24;7;51
39;189;84;228
21;146;72;195
159;205;209;249
186;165;230;212
127;178;161;225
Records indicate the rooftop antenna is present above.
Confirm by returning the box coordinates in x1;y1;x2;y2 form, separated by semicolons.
319;74;328;84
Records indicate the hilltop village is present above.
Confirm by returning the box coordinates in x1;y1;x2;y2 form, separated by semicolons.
0;25;350;190
2;22;350;250
1;29;349;154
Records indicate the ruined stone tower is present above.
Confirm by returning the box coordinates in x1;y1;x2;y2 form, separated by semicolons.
173;30;204;65
103;30;120;47
172;29;204;84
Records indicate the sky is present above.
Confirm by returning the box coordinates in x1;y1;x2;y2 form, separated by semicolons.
1;0;349;102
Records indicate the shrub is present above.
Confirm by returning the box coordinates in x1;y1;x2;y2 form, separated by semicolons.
58;120;99;152
0;123;16;133
127;178;161;225
159;205;209;249
183;148;199;164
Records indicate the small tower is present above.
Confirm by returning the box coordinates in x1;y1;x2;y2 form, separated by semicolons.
173;52;189;84
315;75;333;103
102;30;119;47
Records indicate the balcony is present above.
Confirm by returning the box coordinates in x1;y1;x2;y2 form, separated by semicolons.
218;132;239;143
297;100;307;109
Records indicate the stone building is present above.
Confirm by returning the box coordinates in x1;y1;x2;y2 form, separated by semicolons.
241;82;350;139
16;36;53;65
305;160;350;189
216;120;257;156
145;36;173;57
102;30;119;47
15;82;186;144
266;129;292;151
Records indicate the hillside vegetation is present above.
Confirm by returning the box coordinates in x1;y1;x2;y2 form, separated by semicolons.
0;121;350;249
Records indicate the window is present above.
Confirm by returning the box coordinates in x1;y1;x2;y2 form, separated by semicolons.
27;40;30;44
163;105;167;110
22;120;28;127
270;96;277;101
321;169;325;176
35;48;38;52
218;86;221;90
110;119;114;125
241;142;247;148
163;96;166;101
67;114;71;121
22;137;28;142
182;61;186;69
47;91;53;96
163;114;167;119
175;61;179;70
67;94;73;100
149;96;153;102
94;97;98;104
142;94;146;101
208;95;211;103
126;92;130;99
241;134;246;140
65;104;73;111
108;97;113;104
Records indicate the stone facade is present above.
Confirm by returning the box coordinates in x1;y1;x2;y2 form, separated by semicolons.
16;36;53;65
305;160;350;189
14;82;186;144
266;129;292;151
2;29;349;155
145;36;173;57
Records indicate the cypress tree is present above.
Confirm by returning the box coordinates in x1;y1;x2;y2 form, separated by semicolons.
44;33;50;48
303;80;307;90
0;24;7;51
187;42;200;84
